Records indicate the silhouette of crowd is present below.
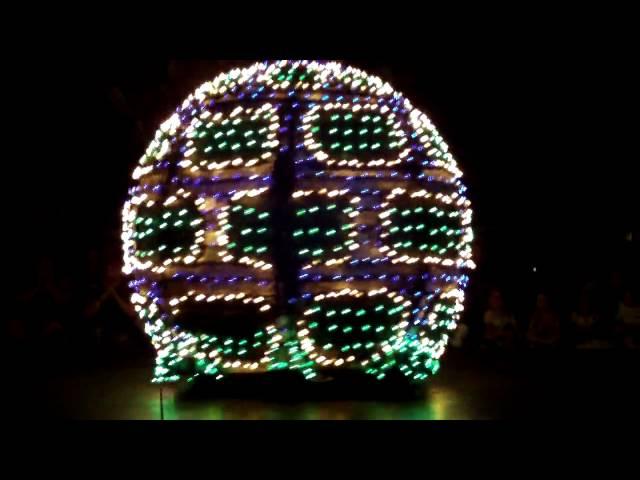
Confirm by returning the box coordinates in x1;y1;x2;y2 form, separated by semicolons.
9;232;638;366
8;231;151;365
451;270;640;351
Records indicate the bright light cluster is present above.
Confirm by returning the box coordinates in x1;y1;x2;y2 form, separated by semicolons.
123;60;474;384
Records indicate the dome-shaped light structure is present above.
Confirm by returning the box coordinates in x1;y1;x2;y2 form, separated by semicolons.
122;60;474;384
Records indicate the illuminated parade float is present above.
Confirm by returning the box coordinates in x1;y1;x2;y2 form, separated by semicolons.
122;61;474;384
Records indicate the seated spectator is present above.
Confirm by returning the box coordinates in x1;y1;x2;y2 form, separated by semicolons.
84;258;140;352
483;289;517;348
527;293;561;348
616;289;640;349
569;291;600;348
43;272;73;341
595;270;625;337
21;258;69;343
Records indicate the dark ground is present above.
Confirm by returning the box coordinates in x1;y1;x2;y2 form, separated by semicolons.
11;347;640;420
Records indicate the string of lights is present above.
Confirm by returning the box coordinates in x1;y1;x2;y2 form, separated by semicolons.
122;60;474;384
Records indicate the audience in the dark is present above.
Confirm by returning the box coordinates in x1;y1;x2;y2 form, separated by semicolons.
83;258;141;353
8;244;148;364
482;289;517;348
7;235;639;361
616;289;640;349
569;290;600;348
526;293;562;348
15;258;72;348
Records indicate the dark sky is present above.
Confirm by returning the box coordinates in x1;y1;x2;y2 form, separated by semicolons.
13;48;637;294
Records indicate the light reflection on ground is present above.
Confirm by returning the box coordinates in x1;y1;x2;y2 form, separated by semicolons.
30;350;640;420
